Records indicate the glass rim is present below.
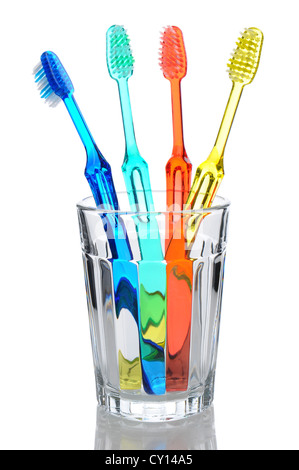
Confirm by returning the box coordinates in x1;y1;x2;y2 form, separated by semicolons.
76;192;231;215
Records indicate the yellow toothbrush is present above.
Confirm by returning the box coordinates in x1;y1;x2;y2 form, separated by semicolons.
185;27;264;246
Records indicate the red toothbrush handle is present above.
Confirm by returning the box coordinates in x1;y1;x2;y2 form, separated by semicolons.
165;213;193;392
165;152;192;250
166;256;193;392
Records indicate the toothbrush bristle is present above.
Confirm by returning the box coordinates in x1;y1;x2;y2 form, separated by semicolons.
106;25;134;80
159;26;187;80
228;27;263;85
33;51;74;106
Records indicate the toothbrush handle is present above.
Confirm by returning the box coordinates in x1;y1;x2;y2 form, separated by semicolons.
117;78;155;214
122;155;154;214
181;83;242;248
85;146;118;209
64;95;131;255
117;78;163;256
123;156;163;260
215;82;243;159
166;258;193;392
165;152;224;260
167;78;192;210
186;151;224;212
85;147;133;261
166;152;192;210
175;150;224;250
165;151;192;251
165;78;192;250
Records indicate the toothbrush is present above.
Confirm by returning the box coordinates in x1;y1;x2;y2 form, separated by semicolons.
34;51;142;390
106;25;167;395
184;27;264;248
160;26;193;391
160;26;192;248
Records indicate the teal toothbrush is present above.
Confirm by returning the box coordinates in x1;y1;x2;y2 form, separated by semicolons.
106;25;166;394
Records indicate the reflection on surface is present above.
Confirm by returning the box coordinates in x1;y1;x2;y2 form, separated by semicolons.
95;405;217;450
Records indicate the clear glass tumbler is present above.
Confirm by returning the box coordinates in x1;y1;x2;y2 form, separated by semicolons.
77;192;230;421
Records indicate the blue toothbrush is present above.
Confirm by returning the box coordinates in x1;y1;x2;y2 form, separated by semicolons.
106;26;167;395
34;51;142;390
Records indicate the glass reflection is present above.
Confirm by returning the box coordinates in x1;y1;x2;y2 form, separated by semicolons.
95;405;217;450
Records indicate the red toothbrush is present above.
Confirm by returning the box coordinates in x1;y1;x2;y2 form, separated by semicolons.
160;26;192;247
160;26;193;392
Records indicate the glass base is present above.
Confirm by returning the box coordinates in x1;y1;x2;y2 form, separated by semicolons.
97;378;215;422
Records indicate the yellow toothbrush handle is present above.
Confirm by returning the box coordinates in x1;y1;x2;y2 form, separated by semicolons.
185;147;224;245
184;27;263;249
185;82;243;246
214;82;243;159
186;147;224;210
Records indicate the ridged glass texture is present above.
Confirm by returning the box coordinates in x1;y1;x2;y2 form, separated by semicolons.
77;192;230;422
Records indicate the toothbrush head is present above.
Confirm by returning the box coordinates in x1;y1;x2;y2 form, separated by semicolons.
160;26;187;81
228;27;264;86
106;25;135;80
33;51;74;106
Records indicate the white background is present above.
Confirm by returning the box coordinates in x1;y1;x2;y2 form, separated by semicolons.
0;0;298;450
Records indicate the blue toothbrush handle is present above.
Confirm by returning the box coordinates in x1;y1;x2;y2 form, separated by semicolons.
84;147;132;261
85;146;119;210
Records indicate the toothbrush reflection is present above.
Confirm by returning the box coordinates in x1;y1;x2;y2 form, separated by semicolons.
95;405;217;450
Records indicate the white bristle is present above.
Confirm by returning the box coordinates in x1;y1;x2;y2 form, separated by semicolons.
45;93;61;108
33;62;43;75
37;76;48;90
34;61;62;108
